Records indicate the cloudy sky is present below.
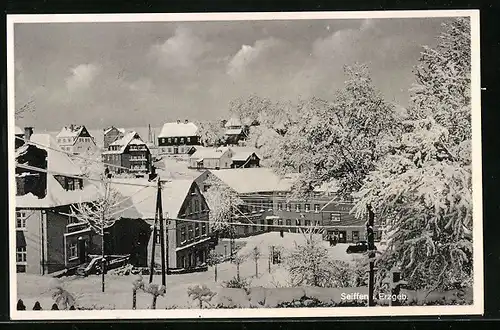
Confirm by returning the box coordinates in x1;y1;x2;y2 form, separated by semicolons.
14;17;448;131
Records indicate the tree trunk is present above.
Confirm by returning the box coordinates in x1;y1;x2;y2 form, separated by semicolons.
101;233;105;293
152;296;157;309
214;264;218;282
199;299;203;309
255;260;258;277
132;289;137;309
236;263;240;281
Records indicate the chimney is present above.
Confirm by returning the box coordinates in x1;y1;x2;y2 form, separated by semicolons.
24;127;33;141
177;119;181;124
184;119;189;124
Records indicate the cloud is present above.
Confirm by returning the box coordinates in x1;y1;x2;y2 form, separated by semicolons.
150;26;211;69
65;63;101;92
226;37;283;77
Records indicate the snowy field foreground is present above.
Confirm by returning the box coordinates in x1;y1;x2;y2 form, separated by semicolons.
17;233;466;310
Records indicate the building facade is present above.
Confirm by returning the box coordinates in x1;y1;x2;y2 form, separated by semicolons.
109;179;215;271
224;117;249;146
15;128;102;275
56;125;97;155
103;126;125;149
158;120;201;156
188;147;234;170
102;131;152;175
231;151;260;168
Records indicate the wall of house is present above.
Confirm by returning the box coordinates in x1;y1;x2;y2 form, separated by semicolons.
18;209;42;274
158;136;200;155
104;129;123;149
73;137;97;155
125;145;151;173
108;218;151;267
102;153;123;174
45;208;71;274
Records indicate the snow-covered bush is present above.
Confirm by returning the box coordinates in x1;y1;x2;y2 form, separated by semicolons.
187;284;217;309
223;276;251;292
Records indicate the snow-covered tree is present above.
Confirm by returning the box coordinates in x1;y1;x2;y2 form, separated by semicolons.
15;99;34;120
70;179;122;293
252;247;261;278
352;17;472;293
206;250;223;282
145;283;166;309
204;174;243;233
195;120;227;147
272;64;401;199
71;149;105;178
285;227;336;287
187;284;217;309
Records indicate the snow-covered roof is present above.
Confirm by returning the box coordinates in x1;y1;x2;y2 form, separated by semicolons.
106;131;147;154
56;125;85;139
109;178;194;219
190;147;232;160
17;134;83;176
15;126;23;135
158;122;198;138
16;176;101;209
224;117;242;128
104;126;126;135
231;151;260;162
225;128;243;135
209;168;295;194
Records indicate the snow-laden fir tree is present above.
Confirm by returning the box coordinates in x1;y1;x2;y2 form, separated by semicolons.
70;178;123;292
352;17;473;293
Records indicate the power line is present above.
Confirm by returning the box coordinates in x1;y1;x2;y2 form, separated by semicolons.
16;163;156;188
15;135;133;172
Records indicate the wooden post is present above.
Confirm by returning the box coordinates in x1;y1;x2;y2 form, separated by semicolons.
157;178;166;287
367;205;375;307
149;208;159;283
390;267;402;307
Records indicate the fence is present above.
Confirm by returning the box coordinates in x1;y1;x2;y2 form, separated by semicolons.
16;299;75;311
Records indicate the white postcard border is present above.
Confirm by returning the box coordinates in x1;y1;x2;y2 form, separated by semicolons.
7;9;483;320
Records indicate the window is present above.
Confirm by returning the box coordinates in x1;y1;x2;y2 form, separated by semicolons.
174;138;178;143
188;225;194;240
155;230;161;244
277;203;282;211
305;220;311;227
187;137;191;143
167;138;171;144
180;226;187;242
352;231;360;242
285;219;292;227
304;204;310;212
68;215;80;225
330;213;341;222
16;211;27;230
286;204;291;212
167;147;172;153
16;247;27;263
201;222;207;235
162;138;166;144
180;137;185;143
314;204;320;213
68;242;78;259
194;200;199;213
295;204;301;212
195;223;200;237
295;219;301;226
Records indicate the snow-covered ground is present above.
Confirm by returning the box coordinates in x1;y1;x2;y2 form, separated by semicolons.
17;232;369;309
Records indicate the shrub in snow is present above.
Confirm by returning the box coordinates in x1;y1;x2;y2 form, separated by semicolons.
214;287;251;309
187;284;217;309
51;285;76;310
223;276;251;293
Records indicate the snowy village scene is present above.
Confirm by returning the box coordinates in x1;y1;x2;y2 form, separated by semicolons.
8;11;481;318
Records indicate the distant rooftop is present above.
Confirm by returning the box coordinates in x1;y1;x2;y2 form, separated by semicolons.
158;121;198;138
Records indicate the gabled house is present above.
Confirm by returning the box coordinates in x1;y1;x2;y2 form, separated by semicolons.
231;151;261;168
103;126;126;149
224;117;249;145
56;124;97;155
15;127;102;275
158;120;200;156
102;131;152;175
188;146;234;170
108;178;214;270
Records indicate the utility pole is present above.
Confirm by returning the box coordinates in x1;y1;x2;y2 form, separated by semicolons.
229;196;235;262
367;204;375;306
149;198;159;284
157;177;167;287
165;212;170;276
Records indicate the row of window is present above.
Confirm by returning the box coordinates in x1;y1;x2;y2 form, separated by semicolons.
178;222;208;244
160;137;197;144
16;211;27;230
160;146;190;154
54;176;83;191
129;145;147;151
277;202;321;213
184;198;206;215
129;155;147;160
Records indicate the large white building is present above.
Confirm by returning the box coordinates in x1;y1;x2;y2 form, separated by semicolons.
157;120;200;156
56;125;98;155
